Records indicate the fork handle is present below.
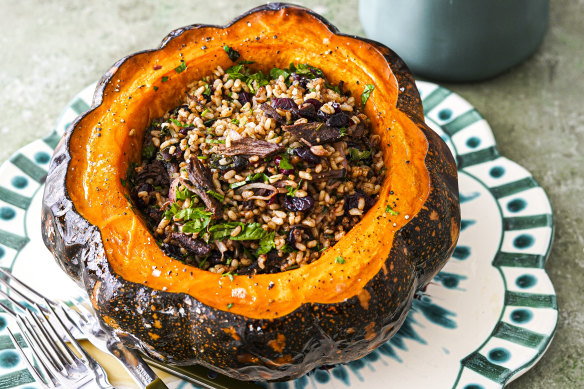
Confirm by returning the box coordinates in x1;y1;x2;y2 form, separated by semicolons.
106;339;169;389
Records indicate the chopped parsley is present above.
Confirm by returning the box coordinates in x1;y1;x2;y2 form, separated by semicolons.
229;172;270;189
286;179;303;197
120;178;127;187
205;138;225;144
174;60;187;73
201;108;210;117
226;303;234;309
335;256;346;264
231;118;240;125
206;189;225;202
238;60;255;65
161;76;169;83
361;84;375;108
169;118;188;127
175;187;192;201
277;154;294;170
222;272;235;282
270;67;290;80
257;231;275;255
209;222;266;241
153;86;159;91
339;127;348;137
348;148;371;162
202;84;212;97
223;45;241;62
385;205;399;216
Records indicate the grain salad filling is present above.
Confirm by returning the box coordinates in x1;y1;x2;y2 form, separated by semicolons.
128;57;385;275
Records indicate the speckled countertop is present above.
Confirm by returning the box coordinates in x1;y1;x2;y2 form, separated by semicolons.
0;0;582;387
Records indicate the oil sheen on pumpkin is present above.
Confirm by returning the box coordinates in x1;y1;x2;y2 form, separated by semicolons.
66;9;430;319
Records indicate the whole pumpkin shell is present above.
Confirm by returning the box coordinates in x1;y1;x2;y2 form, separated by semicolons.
41;3;460;381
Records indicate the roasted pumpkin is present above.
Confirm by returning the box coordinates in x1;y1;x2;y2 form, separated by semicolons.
41;3;460;381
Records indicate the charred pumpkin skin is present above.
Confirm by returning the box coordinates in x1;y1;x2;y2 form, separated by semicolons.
41;3;460;381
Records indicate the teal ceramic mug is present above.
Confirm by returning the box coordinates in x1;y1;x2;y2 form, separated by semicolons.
359;0;549;82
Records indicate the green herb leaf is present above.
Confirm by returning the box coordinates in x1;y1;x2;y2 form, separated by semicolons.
225;64;247;80
161;76;169;83
257;231;275;255
203;84;212;96
169;118;188;127
222;272;235;282
205;138;226;144
231;118;240;125
335;256;346;264
226;303;234;309
209;222;266;241
385;205;399;216
197;155;208;160
339;127;348;137
294;63;324;79
270;67;290;80
281;244;296;254
238;60;255;65
141;144;156;160
120;178;127;187
175;187;192;201
325;83;340;94
229;172;270;189
223;45;241;62
153;86;159;91
246;70;269;94
206;189;225;202
201;108;210;117
347;148;371;162
361;84;375;108
174;60;187;73
199;256;208;269
277;154;294;170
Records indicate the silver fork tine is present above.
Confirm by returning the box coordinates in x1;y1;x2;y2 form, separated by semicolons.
15;316;64;386
7;327;54;389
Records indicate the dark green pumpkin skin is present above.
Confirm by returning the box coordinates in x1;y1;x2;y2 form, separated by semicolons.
41;3;460;382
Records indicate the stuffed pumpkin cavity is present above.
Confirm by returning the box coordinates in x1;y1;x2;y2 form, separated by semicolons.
41;3;460;382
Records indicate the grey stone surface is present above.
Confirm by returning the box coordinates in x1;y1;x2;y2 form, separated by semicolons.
0;0;581;387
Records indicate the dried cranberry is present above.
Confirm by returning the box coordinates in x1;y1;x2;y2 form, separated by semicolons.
286;225;313;247
292;147;320;164
296;104;317;121
344;191;375;214
326;112;351;128
238;92;253;105
283;195;314;212
271;98;298;111
304;98;323;110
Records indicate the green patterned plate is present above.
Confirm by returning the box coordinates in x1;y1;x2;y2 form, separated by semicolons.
0;81;556;389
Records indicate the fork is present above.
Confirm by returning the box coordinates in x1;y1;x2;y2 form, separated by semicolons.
4;301;113;388
0;269;168;389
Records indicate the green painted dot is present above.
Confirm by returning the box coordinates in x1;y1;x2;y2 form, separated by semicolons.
0;316;6;331
314;369;330;384
510;309;533;324
34;151;50;164
514;234;534;249
464;385;484;389
516;274;537;289
489;166;505;178
466;137;481;148
507;199;527;213
452;246;471;260
0;350;20;368
0;207;16;220
11;176;28;189
438;108;453;121
488;348;510;363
